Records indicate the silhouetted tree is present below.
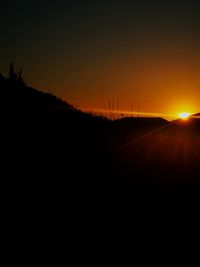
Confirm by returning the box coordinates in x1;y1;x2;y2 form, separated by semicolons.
17;67;25;85
9;61;17;81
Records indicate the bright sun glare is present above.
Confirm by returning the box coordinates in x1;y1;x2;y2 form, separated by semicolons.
178;112;191;120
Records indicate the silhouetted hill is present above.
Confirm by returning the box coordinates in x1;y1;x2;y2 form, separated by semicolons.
192;113;200;119
0;75;111;130
1;76;74;112
0;74;168;130
2;73;200;192
173;113;200;129
113;117;168;130
193;113;200;116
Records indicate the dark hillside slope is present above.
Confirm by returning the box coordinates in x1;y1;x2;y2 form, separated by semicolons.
1;76;114;192
1;77;74;112
2;75;200;192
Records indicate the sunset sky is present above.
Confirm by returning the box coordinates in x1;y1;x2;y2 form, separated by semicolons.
1;0;200;119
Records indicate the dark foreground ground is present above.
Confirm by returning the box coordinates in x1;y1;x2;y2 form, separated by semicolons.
2;77;200;192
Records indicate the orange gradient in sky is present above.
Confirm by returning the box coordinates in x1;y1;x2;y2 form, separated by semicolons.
1;1;200;120
50;48;200;120
5;43;200;121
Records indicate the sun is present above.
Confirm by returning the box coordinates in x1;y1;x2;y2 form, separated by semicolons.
178;112;191;120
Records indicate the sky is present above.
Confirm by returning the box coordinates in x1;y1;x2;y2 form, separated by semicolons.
1;0;200;118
